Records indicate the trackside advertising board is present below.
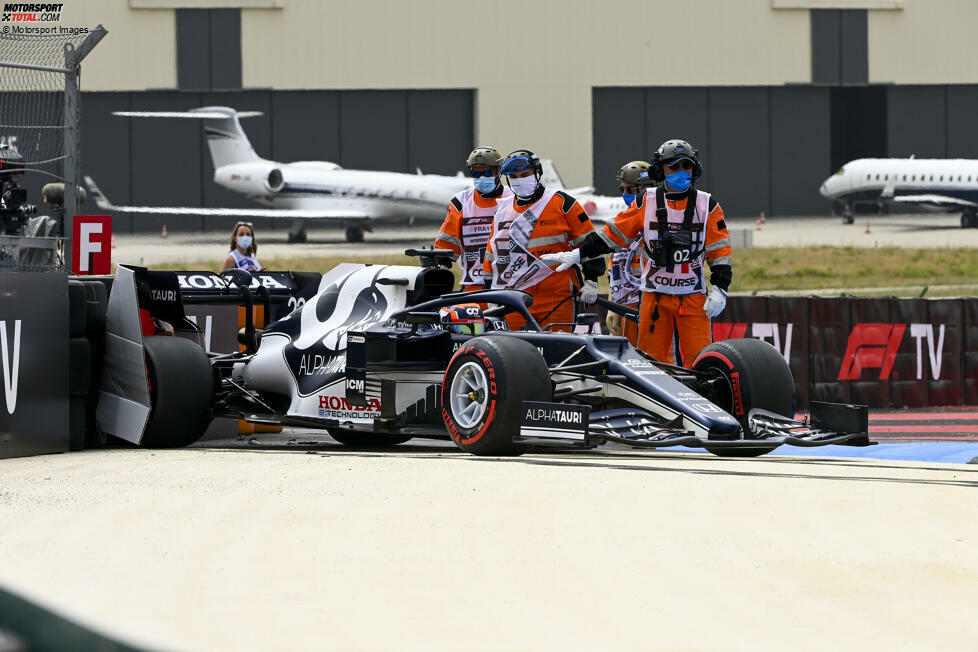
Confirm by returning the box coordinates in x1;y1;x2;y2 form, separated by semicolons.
0;273;69;458
714;296;978;409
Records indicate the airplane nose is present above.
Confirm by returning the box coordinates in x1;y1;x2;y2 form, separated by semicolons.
819;181;830;198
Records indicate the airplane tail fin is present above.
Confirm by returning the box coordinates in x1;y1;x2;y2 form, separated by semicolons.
113;106;263;169
540;159;565;190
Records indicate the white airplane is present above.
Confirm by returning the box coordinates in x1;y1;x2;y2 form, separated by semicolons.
538;163;631;223
819;157;978;228
85;106;475;243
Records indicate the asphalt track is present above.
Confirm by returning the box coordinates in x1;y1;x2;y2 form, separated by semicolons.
1;213;974;649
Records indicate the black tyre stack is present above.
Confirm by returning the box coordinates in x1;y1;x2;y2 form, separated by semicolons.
67;278;111;451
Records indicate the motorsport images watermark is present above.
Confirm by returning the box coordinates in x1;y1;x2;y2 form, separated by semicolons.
2;3;63;22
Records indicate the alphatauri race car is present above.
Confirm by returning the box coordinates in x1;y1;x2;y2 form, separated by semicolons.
97;251;871;456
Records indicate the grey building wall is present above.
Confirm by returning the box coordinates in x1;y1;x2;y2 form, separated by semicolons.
595;83;978;217
593;85;831;218
79;89;474;233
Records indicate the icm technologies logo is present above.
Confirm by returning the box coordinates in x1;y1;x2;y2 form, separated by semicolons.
2;3;63;22
1;319;21;414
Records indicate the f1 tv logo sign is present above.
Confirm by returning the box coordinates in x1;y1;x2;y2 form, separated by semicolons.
1;319;20;414
713;322;793;361
837;323;945;381
72;215;111;275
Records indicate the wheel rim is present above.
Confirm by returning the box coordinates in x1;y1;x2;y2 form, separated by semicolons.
449;361;489;429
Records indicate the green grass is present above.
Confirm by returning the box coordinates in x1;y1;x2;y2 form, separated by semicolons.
150;246;978;298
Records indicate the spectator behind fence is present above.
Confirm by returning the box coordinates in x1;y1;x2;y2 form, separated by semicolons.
221;221;263;272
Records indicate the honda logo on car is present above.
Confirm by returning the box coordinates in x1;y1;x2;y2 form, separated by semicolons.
318;394;380;419
1;319;20;414
838;323;945;381
176;273;291;291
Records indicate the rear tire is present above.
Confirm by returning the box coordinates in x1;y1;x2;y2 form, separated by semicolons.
691;338;794;458
140;336;214;448
327;432;412;447
441;336;552;456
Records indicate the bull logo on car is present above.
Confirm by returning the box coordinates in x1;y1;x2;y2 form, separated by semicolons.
279;267;394;395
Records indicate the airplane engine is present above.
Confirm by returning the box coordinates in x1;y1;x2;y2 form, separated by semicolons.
266;168;285;193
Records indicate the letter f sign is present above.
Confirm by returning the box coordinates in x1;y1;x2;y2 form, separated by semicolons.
1;320;20;414
72;215;112;275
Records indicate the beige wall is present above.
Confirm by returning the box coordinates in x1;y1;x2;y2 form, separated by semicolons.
869;0;978;84
51;1;978;185
61;2;175;90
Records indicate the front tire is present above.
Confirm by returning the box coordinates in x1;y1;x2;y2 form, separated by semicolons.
441;336;552;456
141;336;214;448
691;338;794;458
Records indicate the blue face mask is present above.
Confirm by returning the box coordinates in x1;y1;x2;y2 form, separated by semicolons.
474;176;497;194
665;170;692;191
622;193;636;207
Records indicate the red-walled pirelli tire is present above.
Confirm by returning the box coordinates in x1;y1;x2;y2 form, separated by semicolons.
691;338;794;458
141;336;215;448
441;335;552;456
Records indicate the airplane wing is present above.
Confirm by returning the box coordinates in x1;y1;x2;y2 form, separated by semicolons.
891;194;978;210
84;176;371;221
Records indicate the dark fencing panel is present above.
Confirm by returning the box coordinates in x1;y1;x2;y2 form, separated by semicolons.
707;87;771;218
591;87;646;196
770;86;831;216
965;299;978;405
887;85;947;158
768;296;810;408
809;296;850;404
718;295;975;409
848;297;893;407
0;273;68;458
407;90;473;176
888;298;929;408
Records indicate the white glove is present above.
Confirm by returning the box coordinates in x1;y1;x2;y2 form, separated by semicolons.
580;279;599;304
703;286;727;319
541;248;581;273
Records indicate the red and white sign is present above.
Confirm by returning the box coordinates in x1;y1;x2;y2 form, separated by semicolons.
72;215;112;275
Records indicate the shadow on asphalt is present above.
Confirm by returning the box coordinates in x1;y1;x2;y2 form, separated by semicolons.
190;437;978;488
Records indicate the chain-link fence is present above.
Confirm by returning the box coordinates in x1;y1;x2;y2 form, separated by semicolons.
0;25;106;271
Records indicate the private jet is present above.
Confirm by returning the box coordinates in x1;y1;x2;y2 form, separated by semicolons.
85;107;474;243
819;157;978;228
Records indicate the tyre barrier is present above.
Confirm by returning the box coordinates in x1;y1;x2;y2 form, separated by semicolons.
67;277;111;452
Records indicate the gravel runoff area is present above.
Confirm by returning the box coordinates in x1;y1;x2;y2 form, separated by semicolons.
110;213;978;268
0;447;976;650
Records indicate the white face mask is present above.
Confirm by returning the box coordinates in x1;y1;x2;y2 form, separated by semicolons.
236;235;253;250
508;176;538;199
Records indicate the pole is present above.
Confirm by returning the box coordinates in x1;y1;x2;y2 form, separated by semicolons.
62;25;107;273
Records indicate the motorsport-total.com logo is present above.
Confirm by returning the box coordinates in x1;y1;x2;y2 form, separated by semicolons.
2;3;63;22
